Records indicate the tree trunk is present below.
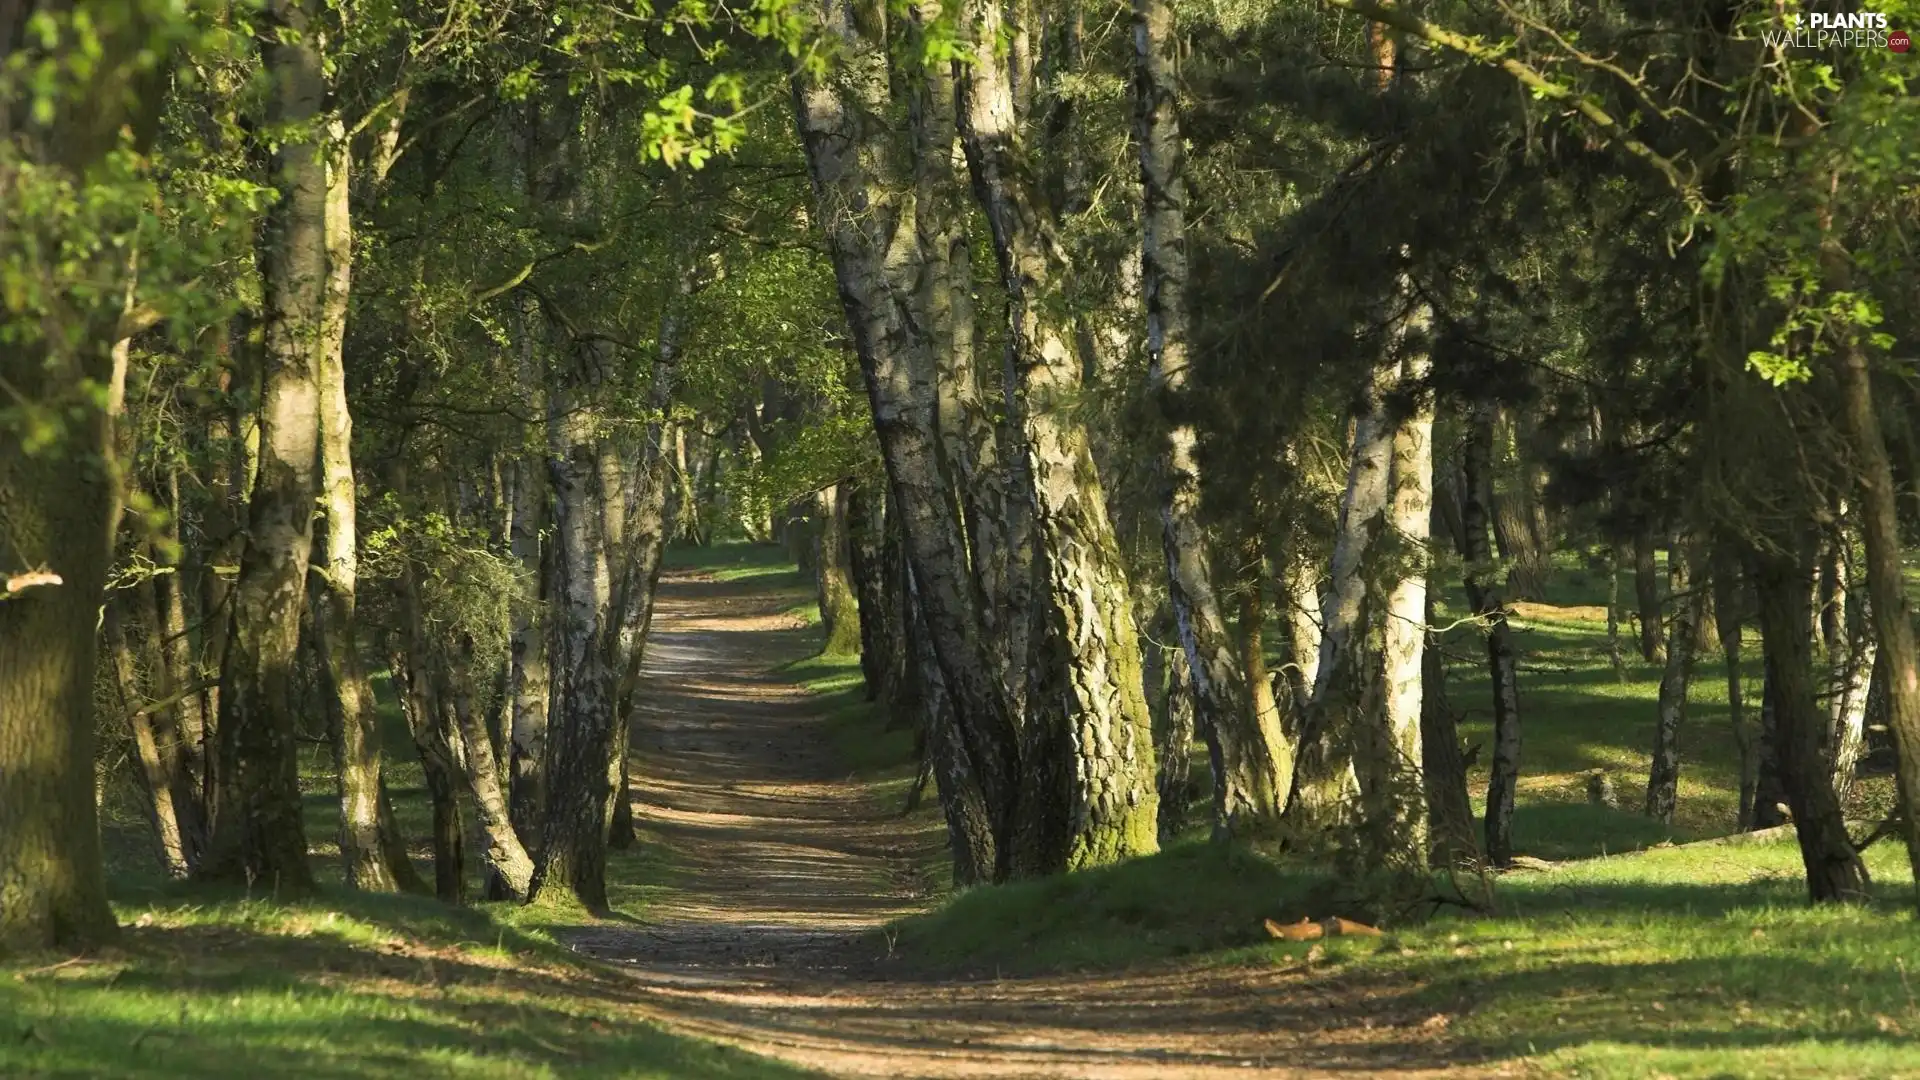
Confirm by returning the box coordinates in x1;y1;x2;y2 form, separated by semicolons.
1359;325;1434;872
1459;403;1523;867
792;7;1025;876
1834;336;1920;900
445;632;536;897
1830;594;1876;804
1714;557;1757;830
201;1;328;892
506;304;550;850
815;484;863;655
1752;550;1871;902
0;0;177;957
529;352;618;911
1605;541;1630;682
848;483;897;701
1281;549;1322;713
960;0;1160;873
107;602;191;880
1751;662;1789;830
909;568;997;885
1633;527;1665;665
1420;588;1476;866
1644;538;1702;824
1134;0;1290;836
312;124;417;893
1289;360;1396;839
388;646;466;904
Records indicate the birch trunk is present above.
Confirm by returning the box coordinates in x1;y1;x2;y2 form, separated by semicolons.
446;631;535;896
1644;538;1701;824
1288;361;1395;836
1134;0;1289;835
389;645;466;903
312;123;417;893
848;483;898;701
530;352;618;910
1360;329;1433;871
909;568;997;885
202;0;327;891
909;14;1028;717
792;0;1025;876
960;0;1160;873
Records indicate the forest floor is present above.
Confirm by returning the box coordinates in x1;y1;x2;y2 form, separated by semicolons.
558;564;1492;1078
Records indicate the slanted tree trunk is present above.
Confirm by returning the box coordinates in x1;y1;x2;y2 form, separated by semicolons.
444;631;535;897
960;0;1160;873
1289;360;1396;839
1753;549;1870;902
909;568;996;885
1134;0;1290;836
312;124;418;893
106;602;191;880
201;0;328;892
388;644;466;904
1834;334;1920;900
1829;591;1876;804
792;4;1024;877
1459;403;1523;866
1644;538;1702;825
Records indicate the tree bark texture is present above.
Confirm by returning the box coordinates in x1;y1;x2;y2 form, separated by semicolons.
1134;0;1290;836
530;350;619;911
1752;550;1870;903
1644;539;1702;825
201;0;329;893
1834;336;1920;901
791;2;1024;876
959;0;1160;873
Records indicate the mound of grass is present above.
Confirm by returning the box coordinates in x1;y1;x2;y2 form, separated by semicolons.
0;886;813;1080
890;842;1330;975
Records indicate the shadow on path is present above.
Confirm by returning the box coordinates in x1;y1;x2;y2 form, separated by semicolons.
562;570;1495;1079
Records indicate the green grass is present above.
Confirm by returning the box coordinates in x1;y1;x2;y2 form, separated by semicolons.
0;885;813;1079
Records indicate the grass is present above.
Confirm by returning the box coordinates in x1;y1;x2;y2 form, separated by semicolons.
0;885;813;1079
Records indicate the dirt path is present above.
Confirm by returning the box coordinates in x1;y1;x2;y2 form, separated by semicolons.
566;570;1495;1079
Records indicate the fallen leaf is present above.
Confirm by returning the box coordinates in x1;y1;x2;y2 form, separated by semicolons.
1420;1013;1451;1031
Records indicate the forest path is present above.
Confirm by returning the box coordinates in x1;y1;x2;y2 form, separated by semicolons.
563;569;1490;1079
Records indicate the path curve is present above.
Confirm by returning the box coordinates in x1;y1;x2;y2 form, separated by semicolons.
566;569;1492;1079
